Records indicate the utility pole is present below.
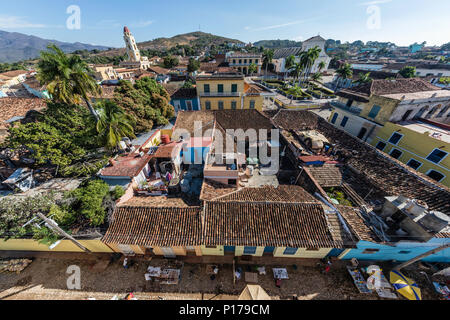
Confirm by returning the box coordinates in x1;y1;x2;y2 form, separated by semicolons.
36;212;92;253
393;243;450;272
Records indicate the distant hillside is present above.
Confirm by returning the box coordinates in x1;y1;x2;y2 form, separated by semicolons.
98;31;244;57
253;39;302;49
0;30;111;63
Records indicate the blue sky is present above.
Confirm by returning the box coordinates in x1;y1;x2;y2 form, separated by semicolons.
1;0;449;48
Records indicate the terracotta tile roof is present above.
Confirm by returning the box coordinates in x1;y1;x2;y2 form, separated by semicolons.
162;82;184;96
203;202;342;248
200;179;237;201
171;87;197;99
0;70;28;78
99;153;152;178
0;98;46;129
102;206;202;246
215;185;319;203
120;195;197;208
153;141;183;158
304;165;344;187
337;205;380;242
148;66;170;75
215;110;274;131
270;110;450;215
199;62;221;73
172;111;215;140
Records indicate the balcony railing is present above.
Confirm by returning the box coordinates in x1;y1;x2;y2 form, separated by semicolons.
330;101;362;115
200;92;241;97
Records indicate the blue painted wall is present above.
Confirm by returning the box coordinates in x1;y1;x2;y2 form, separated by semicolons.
171;98;200;111
340;239;450;263
182;147;210;164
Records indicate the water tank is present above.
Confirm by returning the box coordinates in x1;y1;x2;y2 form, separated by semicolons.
161;135;171;145
419;211;450;233
404;199;428;217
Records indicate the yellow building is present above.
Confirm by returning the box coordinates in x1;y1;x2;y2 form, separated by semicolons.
196;73;268;111
330;79;450;142
371;120;450;187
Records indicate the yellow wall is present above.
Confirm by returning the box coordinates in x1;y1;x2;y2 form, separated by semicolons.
338;95;399;125
273;247;332;258
0;239;114;253
200;245;224;256
243;95;263;111
200;97;242;110
196;79;244;95
371;122;450;187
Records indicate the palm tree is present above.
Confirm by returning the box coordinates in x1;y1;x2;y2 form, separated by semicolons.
284;55;295;81
248;63;258;76
262;49;274;80
288;85;305;105
311;72;323;83
96;100;136;150
37;44;102;121
292;62;303;86
303;46;321;86
318;61;326;73
353;72;372;85
335;63;353;91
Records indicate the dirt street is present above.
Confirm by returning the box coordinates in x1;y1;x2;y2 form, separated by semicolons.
0;256;441;300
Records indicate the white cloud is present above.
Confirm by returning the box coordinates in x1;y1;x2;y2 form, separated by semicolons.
0;15;47;29
245;17;324;32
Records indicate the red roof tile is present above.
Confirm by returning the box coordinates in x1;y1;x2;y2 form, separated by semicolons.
102;206;202;246
203;202;342;248
99;153;152;178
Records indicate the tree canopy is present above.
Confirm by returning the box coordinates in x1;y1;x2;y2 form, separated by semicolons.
399;66;417;78
113;77;175;133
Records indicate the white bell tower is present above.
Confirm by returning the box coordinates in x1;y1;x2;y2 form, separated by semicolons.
123;26;141;62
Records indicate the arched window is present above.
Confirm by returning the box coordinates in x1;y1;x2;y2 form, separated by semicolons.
425;104;441;119
413;105;429;119
437;105;449;118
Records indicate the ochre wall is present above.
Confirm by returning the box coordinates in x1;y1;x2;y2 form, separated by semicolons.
371;121;450;187
201;245;225;256
0;239;114;253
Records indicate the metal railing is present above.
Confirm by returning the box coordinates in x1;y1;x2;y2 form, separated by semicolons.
330;101;362;115
200;92;241;97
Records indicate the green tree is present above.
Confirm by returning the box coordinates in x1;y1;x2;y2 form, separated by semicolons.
399;66;417;78
37;44;101;121
353;72;372;85
291;62;303;86
71;180;110;226
113;77;175;133
335;63;353;90
96;100;136;150
311;72;323;83
262;49;274;80
284;55;296;81
182;80;194;88
248;63;258;76
163;55;179;68
187;58;200;73
318;61;326;73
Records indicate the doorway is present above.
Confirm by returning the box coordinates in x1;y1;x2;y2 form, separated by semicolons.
357;127;367;140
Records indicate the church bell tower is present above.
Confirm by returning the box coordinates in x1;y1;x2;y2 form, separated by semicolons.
123;26;141;62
